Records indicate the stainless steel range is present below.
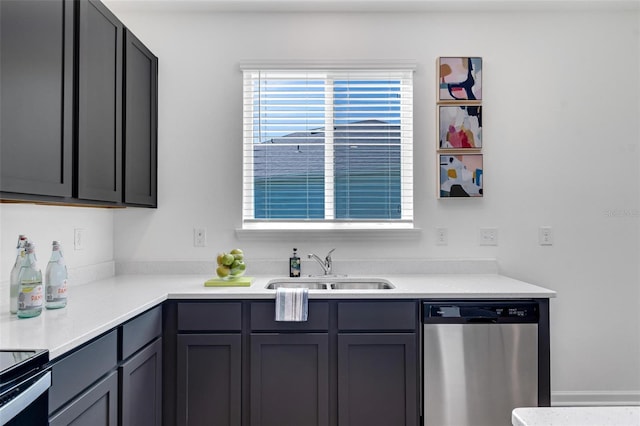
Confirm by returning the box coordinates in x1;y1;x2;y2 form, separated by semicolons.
0;349;50;425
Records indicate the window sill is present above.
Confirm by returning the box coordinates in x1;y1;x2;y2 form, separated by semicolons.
235;227;422;240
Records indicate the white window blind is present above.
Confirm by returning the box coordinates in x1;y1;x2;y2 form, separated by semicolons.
242;67;414;230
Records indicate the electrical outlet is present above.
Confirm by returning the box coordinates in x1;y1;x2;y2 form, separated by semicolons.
436;228;448;246
74;228;85;251
194;228;207;247
539;226;553;246
480;228;498;246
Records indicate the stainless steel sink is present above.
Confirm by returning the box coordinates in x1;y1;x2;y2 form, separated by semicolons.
265;281;329;290
328;280;394;290
265;278;394;290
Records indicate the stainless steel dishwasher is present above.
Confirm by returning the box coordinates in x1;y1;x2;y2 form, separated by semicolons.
423;301;539;426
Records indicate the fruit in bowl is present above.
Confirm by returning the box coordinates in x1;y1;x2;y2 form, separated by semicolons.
216;249;246;279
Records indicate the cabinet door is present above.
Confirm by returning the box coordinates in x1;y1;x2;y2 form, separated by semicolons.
338;333;418;426
250;333;329;426
177;334;242;426
120;338;162;426
0;0;73;198
77;0;123;203
49;370;118;426
124;29;158;207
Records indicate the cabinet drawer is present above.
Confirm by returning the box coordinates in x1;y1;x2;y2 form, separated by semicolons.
178;302;242;331
250;301;329;331
338;301;417;331
121;305;162;360
49;330;118;415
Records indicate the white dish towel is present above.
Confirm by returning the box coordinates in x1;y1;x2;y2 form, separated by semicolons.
275;287;309;322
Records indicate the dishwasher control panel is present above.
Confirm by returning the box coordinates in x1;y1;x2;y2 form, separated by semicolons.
423;301;539;323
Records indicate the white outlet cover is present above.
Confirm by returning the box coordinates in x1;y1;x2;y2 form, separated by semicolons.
436;227;448;246
194;228;207;247
479;228;498;246
74;228;85;251
538;226;553;246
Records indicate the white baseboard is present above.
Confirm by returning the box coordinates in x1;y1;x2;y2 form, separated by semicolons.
552;390;640;406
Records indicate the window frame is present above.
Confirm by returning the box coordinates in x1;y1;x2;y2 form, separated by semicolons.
241;61;416;231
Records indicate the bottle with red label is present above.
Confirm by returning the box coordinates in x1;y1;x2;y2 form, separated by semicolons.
17;241;43;319
45;240;68;309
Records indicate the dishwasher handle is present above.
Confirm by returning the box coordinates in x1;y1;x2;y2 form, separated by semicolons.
465;317;498;324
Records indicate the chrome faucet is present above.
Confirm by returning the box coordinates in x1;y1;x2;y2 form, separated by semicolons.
308;248;335;276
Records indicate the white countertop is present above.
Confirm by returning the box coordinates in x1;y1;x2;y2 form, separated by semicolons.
512;406;640;426
0;273;555;360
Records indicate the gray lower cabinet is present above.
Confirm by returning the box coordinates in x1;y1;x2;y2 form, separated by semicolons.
249;333;330;426
120;305;163;426
337;301;419;426
337;334;418;426
169;300;419;426
176;334;242;426
174;301;243;426
48;330;119;426
48;306;163;426
120;338;163;426
49;371;119;426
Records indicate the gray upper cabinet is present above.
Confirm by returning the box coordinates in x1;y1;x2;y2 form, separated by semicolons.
0;0;74;198
0;0;157;207
77;0;123;203
124;29;158;207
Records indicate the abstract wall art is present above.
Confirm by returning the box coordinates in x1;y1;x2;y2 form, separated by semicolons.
438;57;482;102
438;105;482;150
439;154;483;198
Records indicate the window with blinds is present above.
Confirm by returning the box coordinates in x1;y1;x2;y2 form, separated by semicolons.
242;67;414;230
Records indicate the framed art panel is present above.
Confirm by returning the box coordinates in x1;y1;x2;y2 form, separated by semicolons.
438;57;482;102
438;104;482;150
439;154;483;198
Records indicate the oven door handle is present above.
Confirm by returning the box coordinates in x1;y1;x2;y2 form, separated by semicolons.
0;370;51;426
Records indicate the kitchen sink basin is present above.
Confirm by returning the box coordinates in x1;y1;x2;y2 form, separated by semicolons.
328;281;394;290
265;281;329;290
265;278;395;290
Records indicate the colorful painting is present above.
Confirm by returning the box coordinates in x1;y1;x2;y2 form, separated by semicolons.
438;57;482;102
439;154;483;198
439;105;482;149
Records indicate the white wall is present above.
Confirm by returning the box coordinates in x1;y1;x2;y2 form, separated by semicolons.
0;204;114;281
1;2;638;404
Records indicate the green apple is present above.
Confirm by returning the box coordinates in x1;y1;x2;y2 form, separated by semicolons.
216;265;231;278
216;253;226;266
222;253;235;266
230;248;244;261
231;257;246;276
